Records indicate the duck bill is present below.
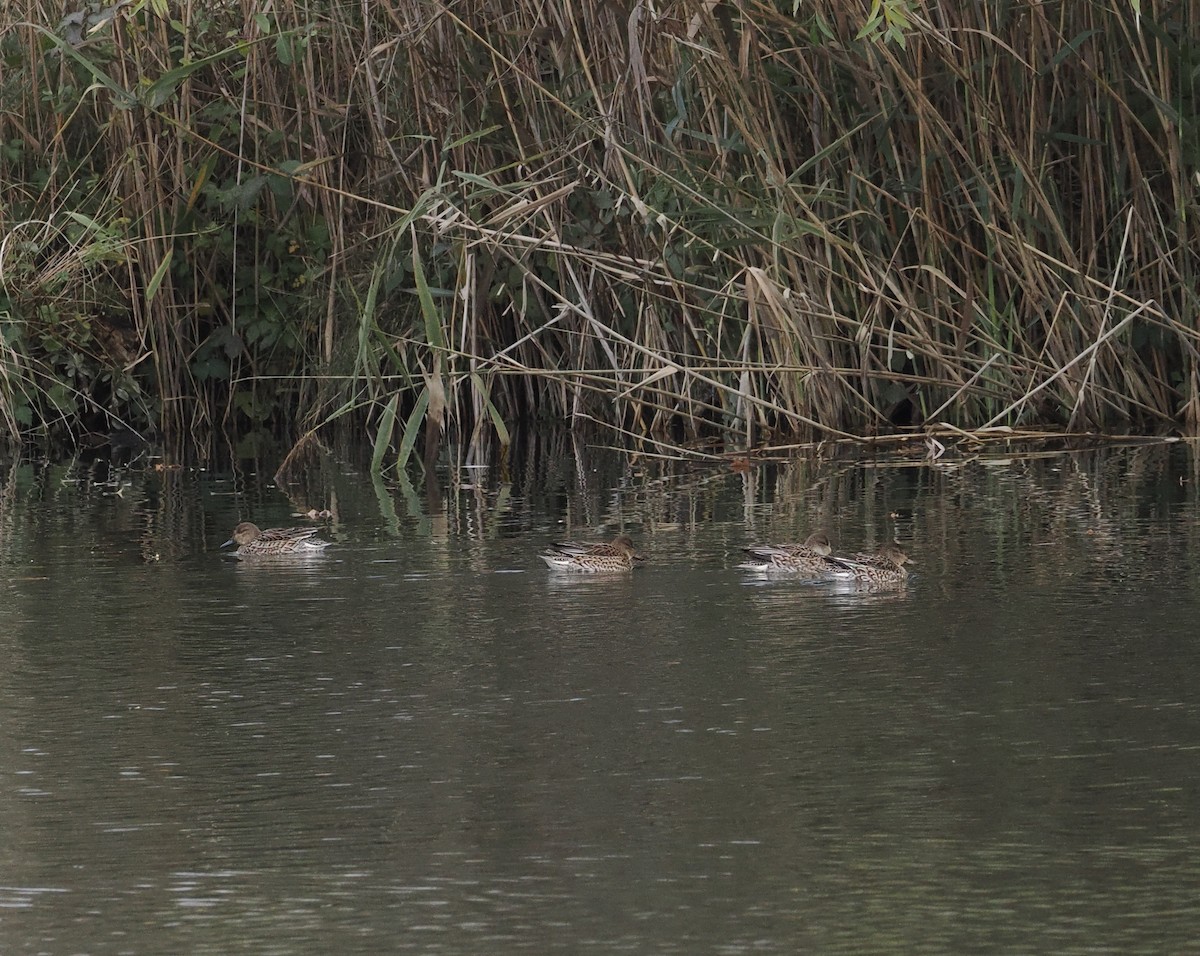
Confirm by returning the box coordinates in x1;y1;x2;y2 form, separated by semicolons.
220;538;234;549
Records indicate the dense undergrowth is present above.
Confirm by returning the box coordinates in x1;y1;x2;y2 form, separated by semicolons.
0;0;1195;465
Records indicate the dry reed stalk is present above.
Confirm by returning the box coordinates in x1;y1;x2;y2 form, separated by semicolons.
2;0;1197;458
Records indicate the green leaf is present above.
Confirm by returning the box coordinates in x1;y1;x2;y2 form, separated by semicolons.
62;210;107;233
397;387;430;472
356;262;383;377
1048;30;1100;70
371;392;399;475
29;25;131;106
142;45;244;109
145;249;173;304
409;234;444;351
471;373;510;446
445;126;503;150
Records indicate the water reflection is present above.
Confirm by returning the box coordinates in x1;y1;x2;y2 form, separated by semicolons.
0;441;1199;952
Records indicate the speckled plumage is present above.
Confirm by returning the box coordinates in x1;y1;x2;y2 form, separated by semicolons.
824;544;913;585
737;532;836;575
540;534;642;573
222;522;332;558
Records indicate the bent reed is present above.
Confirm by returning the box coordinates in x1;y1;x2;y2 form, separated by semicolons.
1;1;1196;463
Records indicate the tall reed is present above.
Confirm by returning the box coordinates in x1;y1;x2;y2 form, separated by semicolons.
0;0;1195;461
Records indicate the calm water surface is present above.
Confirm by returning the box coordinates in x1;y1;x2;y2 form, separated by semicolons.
1;443;1199;953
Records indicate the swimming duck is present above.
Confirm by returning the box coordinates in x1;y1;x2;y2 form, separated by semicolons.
737;532;836;576
540;534;643;573
824;544;913;585
222;522;332;558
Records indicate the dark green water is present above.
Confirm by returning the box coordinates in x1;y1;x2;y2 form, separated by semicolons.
1;441;1199;953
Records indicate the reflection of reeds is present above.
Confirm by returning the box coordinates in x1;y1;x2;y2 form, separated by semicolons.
2;2;1197;456
486;439;1200;593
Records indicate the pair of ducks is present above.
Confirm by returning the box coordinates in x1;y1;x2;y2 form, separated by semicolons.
541;531;913;585
223;524;648;567
223;523;912;586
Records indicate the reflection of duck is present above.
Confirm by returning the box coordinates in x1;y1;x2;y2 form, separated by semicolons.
825;544;913;585
540;535;643;573
222;522;332;558
737;532;836;576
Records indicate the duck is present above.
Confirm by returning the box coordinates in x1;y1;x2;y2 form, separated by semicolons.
222;522;332;558
540;534;643;573
737;532;836;576
824;544;913;585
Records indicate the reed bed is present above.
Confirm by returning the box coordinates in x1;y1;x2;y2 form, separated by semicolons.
0;0;1197;464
